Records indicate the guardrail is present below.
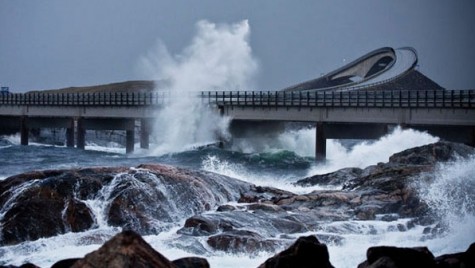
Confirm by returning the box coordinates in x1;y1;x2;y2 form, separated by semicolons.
203;90;475;109
1;90;474;109
0;92;169;106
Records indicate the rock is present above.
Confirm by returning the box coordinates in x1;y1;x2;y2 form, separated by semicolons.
172;257;210;268
216;204;236;212
50;258;81;268
358;246;436;268
0;264;40;268
0;164;254;245
295;167;363;187
71;230;175;268
177;216;218;236
207;230;279;254
434;242;475;268
389;141;474;165
258;235;334;268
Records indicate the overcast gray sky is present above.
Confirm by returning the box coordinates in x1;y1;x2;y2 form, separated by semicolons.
1;0;474;92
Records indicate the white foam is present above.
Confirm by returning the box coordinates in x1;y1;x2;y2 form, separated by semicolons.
138;20;258;156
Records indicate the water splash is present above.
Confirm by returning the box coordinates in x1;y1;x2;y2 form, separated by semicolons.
139;20;259;155
415;155;475;252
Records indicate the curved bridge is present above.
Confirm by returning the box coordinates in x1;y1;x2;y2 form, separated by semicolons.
283;47;420;92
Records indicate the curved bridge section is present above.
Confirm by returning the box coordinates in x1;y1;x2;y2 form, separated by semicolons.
283;47;418;92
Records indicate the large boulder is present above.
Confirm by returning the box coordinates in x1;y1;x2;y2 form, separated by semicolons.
258;235;334;268
357;246;436;268
71;230;175;268
0;164;253;245
0;168;115;245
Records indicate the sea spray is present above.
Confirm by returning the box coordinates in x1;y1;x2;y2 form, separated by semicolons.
139;20;259;155
203;127;439;194
415;155;475;254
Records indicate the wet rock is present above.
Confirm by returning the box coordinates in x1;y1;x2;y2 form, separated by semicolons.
50;258;80;268
0;164;254;245
0;264;40;268
247;203;284;213
258;235;334;268
295;167;363;187
172;257;210;268
177;216;218;236
216;204;236;212
0;185;95;245
434;242;475;268
389;141;474;165
358;246;436;268
207;230;279;254
71;230;175;268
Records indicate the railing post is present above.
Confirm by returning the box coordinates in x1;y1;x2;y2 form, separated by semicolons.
451;90;454;107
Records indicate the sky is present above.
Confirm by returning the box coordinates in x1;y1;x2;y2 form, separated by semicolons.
1;0;474;92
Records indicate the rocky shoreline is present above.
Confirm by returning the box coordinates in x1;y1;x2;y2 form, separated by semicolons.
4;231;474;268
0;141;474;267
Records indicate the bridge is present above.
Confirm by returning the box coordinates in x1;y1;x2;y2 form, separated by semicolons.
0;89;474;159
1;47;475;158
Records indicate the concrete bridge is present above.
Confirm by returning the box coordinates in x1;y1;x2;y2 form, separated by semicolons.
207;89;475;159
0;92;166;153
1;90;474;159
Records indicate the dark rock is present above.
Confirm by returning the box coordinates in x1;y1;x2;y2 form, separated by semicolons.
359;246;436;268
295;167;363;187
207;230;279;254
177;216;218;236
389;141;474;166
0;164;254;245
70;230;175;268
172;257;210;268
435;242;475;268
216;204;236;212
258;235;334;268
50;258;80;268
0;264;40;268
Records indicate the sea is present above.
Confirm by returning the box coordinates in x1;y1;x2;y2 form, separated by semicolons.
0;126;474;268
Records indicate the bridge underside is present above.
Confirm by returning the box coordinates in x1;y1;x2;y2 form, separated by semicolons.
229;120;475;160
0;116;154;153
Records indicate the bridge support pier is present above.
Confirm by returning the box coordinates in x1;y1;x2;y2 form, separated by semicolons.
140;119;151;149
77;118;86;150
21;116;29;146
126;130;135;154
66;119;75;148
316;122;326;161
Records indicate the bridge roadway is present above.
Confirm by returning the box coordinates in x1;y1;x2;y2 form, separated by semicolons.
0;90;474;158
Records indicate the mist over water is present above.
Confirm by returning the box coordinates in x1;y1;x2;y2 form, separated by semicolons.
139;20;259;155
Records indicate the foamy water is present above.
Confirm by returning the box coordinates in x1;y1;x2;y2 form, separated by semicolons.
203;127;439;194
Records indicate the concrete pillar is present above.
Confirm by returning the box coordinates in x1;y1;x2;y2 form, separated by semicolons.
140;119;150;149
77;118;85;149
126;130;135;154
20;116;29;146
66;118;75;147
316;122;326;161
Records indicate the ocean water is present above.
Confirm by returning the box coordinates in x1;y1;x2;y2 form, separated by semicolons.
1;127;474;268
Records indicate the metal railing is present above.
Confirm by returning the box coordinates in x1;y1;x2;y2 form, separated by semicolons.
0;92;169;106
1;90;474;109
203;90;475;109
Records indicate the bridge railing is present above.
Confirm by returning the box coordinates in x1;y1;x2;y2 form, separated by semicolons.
1;90;474;109
0;92;169;106
203;90;475;109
